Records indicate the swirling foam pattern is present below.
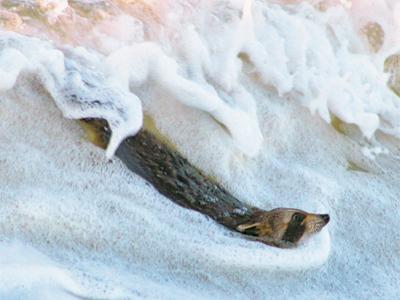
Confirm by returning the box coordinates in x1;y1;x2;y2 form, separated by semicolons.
0;0;399;299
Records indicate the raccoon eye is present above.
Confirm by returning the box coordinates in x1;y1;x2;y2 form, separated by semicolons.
292;213;303;222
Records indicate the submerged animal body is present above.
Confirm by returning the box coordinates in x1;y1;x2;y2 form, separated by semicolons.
82;118;329;248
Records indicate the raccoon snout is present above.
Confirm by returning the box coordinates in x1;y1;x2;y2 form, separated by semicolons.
320;214;330;224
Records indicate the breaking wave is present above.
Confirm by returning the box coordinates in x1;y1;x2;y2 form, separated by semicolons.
0;1;399;299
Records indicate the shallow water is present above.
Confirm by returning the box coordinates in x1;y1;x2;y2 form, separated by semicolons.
0;0;400;299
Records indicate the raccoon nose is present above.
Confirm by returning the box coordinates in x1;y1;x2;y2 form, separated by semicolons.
321;214;330;224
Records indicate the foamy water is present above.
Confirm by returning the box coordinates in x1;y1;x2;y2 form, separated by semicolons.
0;0;399;299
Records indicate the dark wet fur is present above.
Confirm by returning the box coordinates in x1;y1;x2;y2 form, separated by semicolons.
82;119;329;248
282;213;306;243
83;119;259;228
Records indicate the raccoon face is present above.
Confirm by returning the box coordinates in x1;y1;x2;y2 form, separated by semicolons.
236;208;330;248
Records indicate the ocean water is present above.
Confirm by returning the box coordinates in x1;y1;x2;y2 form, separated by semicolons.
0;0;399;299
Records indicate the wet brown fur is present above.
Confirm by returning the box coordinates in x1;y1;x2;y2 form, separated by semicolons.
80;118;329;248
237;208;329;248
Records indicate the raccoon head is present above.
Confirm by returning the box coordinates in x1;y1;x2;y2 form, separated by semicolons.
236;208;330;248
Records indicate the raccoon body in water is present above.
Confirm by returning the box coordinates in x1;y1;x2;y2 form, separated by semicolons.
81;118;329;248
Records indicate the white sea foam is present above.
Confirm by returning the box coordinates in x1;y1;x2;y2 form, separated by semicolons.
0;0;399;155
0;0;400;299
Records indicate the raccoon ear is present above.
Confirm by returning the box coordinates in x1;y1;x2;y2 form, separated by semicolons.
236;222;261;236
